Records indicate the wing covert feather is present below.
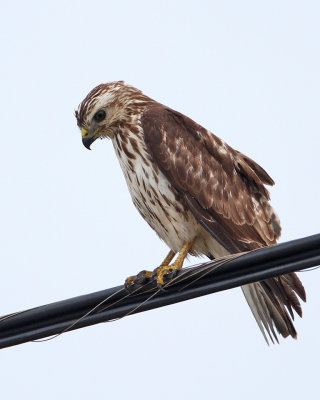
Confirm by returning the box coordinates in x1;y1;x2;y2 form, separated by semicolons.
142;106;281;251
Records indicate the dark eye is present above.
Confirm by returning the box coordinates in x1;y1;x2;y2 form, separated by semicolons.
93;109;106;122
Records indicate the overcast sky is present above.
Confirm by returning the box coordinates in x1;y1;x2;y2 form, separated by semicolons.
1;1;319;399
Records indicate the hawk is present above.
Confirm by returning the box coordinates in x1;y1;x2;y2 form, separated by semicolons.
76;81;306;343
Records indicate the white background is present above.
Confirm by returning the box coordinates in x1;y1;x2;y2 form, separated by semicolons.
1;1;319;399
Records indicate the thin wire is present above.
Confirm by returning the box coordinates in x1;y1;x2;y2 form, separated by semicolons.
298;266;320;272
1;233;319;349
33;278;158;342
32;287;127;342
33;258;233;342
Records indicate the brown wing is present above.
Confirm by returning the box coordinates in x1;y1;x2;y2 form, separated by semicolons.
142;106;281;253
142;106;307;344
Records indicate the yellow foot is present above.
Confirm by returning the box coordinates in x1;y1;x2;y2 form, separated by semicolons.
154;240;194;289
125;241;194;291
124;270;153;291
153;262;182;287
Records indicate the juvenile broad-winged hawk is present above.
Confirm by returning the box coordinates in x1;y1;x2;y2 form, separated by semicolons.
76;81;306;343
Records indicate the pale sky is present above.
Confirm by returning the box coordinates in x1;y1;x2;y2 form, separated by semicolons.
1;1;319;399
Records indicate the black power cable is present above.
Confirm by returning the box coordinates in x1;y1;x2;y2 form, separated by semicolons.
0;233;319;350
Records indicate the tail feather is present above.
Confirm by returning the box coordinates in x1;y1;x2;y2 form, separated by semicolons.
242;283;277;343
282;273;306;304
242;273;306;344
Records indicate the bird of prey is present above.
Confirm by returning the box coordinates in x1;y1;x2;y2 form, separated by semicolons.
76;81;306;343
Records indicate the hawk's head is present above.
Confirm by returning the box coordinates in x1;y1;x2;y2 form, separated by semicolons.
75;81;150;149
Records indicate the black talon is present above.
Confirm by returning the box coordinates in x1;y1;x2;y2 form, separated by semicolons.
135;270;153;285
171;269;179;279
157;282;167;292
124;270;153;292
124;278;135;292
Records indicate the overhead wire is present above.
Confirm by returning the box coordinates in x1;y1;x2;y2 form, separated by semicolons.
0;233;319;350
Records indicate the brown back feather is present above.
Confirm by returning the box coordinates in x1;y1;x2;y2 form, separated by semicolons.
142;106;280;251
142;104;305;343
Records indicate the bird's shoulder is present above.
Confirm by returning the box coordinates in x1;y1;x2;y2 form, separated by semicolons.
141;104;274;193
141;104;281;249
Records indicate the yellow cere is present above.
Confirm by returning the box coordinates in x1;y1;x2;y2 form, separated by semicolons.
81;128;89;137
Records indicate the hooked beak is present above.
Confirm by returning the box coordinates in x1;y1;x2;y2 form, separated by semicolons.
81;128;97;150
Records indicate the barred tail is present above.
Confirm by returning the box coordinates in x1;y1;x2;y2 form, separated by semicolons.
241;273;306;344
